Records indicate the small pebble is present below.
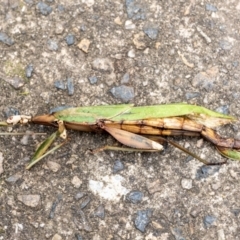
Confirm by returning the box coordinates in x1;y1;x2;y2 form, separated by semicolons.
190;207;201;218
211;181;221;190
203;215;216;228
47;40;59;51
72;176;82;188
5;173;22;184
121;73;130;84
127;49;136;58
143;27;158;40
65;34;75;45
196;165;220;180
0;32;14;46
196;166;220;180
55;23;64;35
52;233;62;240
126;191;143;204
4;76;25;89
181;178;193;190
88;76;98;84
114;16;122;25
49;194;62;219
218;229;225;240
134;209;153;233
125;0;145;20
77;38;91;53
133;32;146;49
47;161;61;172
147;179;162;194
17;194;41;207
36;2;52;16
67;77;74;95
54;80;66;90
80;196;91;209
94;205;105;220
185;92;200;100
112;159;124;173
110;85;135;102
25;64;33;78
75;192;86;200
80;24;87;32
196;139;204;148
206;3;218;12
125;20;136;30
92;58;114;72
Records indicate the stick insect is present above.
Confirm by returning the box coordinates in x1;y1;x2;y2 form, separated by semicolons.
1;103;240;169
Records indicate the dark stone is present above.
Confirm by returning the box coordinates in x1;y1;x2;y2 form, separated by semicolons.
36;2;52;16
203;215;216;228
113;160;124;173
110;85;134;102
196;166;220;180
49;194;63;219
134;209;153;232
126;191;144;204
94;205;105;220
185;92;201;100
143;27;158;40
54;80;66;90
25;64;33;78
88;76;98;84
80;196;91;209
66;34;75;45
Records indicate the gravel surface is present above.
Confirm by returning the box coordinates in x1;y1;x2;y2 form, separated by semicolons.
1;0;240;239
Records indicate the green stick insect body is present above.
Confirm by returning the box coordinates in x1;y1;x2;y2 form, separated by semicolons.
1;103;240;169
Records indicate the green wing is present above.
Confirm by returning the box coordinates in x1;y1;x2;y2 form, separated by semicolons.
53;103;235;127
53;104;133;123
